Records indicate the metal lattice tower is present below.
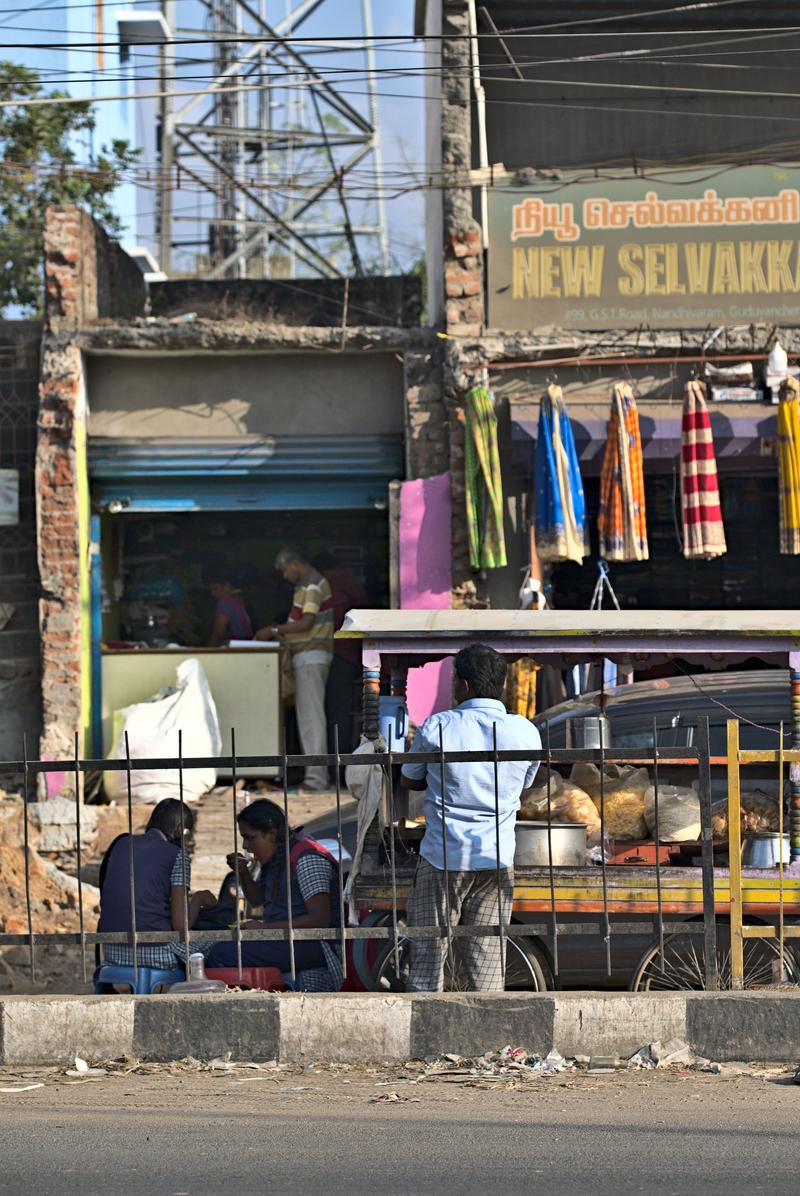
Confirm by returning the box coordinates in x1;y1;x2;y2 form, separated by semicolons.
157;0;390;280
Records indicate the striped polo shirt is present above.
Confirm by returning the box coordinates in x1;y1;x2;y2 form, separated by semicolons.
286;568;334;659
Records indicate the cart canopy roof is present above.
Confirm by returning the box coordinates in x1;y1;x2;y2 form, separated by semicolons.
338;609;800;667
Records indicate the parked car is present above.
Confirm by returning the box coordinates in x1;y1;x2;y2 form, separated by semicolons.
535;669;791;755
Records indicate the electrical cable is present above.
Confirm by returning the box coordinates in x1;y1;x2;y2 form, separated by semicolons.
672;661;786;738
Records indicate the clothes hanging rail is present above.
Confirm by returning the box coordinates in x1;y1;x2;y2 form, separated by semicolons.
463;351;797;372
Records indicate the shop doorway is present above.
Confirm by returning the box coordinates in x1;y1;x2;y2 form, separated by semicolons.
99;507;388;646
92;506;389;763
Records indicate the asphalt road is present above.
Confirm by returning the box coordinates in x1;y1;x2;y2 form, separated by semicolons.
0;1063;797;1194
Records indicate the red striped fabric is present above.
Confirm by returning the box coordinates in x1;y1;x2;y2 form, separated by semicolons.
680;379;727;559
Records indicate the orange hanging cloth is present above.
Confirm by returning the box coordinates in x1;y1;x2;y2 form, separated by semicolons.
597;382;648;562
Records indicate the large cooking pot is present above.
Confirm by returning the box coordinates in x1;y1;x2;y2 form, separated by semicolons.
742;832;790;868
514;821;587;867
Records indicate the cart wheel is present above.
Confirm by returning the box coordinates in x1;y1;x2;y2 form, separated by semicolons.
370;932;553;993
630;925;800;991
351;911;392;990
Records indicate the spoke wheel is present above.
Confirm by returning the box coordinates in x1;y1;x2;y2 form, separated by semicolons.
370;928;553;993
631;925;800;991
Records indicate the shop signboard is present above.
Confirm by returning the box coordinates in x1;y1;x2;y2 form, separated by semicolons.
487;166;800;330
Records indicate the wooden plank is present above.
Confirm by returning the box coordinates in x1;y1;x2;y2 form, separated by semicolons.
698;716;719;989
727;719;745;990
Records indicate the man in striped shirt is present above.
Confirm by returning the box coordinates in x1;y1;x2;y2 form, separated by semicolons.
257;546;334;791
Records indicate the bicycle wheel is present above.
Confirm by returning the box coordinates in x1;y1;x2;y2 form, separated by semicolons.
631;925;800;991
370;932;553;992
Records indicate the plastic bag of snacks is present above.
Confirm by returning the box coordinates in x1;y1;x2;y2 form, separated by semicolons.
710;789;781;841
569;762;636;806
570;763;651;840
598;768;650;841
518;768;601;845
644;784;701;842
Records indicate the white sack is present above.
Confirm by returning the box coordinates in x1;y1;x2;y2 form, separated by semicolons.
104;658;222;804
344;734;388;922
644;784;701;843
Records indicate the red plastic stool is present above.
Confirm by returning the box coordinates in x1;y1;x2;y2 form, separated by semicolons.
205;966;286;991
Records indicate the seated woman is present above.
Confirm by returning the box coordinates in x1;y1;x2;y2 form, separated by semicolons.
208;574;254;646
97;799;217;974
206;798;342;991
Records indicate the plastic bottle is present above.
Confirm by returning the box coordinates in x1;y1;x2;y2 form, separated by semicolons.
769;340;788;377
169;952;226;994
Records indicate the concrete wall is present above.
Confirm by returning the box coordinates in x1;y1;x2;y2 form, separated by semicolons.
149;276;422;329
86;352;406;439
479;15;800;171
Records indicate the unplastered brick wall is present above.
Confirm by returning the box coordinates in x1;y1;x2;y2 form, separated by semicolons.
441;1;486;604
43;205;145;333
441;1;484;341
36;341;84;759
404;348;448;479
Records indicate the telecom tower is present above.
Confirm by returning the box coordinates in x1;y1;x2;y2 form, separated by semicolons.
157;0;390;280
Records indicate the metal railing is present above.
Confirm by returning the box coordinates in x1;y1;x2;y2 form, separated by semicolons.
0;716;796;992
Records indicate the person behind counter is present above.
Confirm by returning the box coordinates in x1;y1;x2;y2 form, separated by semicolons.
205;798;342;991
97;799;218;975
400;644;541;993
208;574;254;646
255;546;333;792
312;550;369;757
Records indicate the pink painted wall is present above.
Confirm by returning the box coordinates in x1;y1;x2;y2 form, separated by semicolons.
399;473;453;726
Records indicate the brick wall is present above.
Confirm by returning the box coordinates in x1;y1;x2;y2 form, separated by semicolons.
441;0;486;604
0;324;43;766
36;342;84;758
404;347;448;479
43;205;145;333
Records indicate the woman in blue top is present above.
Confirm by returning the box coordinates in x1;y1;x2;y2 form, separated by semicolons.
205;798;342;991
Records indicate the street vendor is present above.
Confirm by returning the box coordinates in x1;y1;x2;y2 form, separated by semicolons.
255;546;334;792
400;643;541;992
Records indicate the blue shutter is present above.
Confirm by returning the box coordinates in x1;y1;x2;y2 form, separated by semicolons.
89;435;402;511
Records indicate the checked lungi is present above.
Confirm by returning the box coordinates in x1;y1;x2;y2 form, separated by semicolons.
406;857;514;992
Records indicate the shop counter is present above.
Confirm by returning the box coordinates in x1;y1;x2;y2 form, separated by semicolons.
101;646;280;777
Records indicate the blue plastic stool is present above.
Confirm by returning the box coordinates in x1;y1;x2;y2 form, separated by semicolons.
94;964;185;995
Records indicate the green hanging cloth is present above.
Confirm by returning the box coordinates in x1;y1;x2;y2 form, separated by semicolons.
465;385;507;569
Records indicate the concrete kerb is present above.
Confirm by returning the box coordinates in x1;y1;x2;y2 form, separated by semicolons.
2;992;800;1065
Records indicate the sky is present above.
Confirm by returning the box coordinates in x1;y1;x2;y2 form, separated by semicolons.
0;0;427;273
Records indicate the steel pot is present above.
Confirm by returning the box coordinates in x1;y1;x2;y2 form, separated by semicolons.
742;832;791;868
514;821;587;867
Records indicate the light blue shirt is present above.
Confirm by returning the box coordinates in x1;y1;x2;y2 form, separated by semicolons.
401;699;541;871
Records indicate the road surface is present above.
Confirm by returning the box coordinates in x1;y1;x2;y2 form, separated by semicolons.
0;1061;796;1193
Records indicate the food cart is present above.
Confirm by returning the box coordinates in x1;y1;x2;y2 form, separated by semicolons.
339;609;800;992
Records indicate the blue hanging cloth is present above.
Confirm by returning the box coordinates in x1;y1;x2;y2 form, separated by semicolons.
535;385;588;564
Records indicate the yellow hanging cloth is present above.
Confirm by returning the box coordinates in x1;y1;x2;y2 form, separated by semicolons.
778;376;800;555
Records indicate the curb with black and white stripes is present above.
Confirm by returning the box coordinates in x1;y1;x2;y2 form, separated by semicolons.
1;990;799;1065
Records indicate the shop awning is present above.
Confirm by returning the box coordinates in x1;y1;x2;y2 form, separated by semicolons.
510;401;777;478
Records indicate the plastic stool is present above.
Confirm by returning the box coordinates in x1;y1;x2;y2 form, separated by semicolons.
94;964;186;995
205;966;286;991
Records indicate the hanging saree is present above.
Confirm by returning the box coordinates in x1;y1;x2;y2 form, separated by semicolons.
534;384;588;564
465;385;507;569
680;378;726;560
778;375;800;555
597;382;649;562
